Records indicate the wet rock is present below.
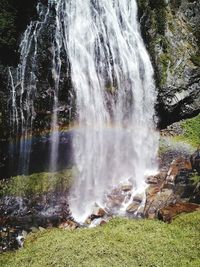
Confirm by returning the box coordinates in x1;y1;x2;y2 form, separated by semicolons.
158;202;200;223
100;220;107;226
146;171;167;185
190;149;200;174
85;205;107;224
106;189;126;209
159;142;193;172
121;184;133;192
132;193;144;203
0;227;27;252
0;193;71;230
91;206;106;218
88;218;109;228
58;220;78;230
146;185;161;197
146;176;159;185
166;157;192;184
126;201;140;213
190;183;200;204
145;188;177;219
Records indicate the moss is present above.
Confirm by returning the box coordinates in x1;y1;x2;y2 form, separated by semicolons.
0;169;74;197
159;52;171;85
155;7;167;35
1;212;200;267
137;0;148;11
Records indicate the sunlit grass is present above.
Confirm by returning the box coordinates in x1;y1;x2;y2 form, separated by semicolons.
173;114;200;148
1;212;200;267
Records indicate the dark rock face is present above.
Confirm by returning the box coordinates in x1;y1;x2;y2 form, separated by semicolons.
190;149;200;174
138;0;200;128
0;192;71;252
0;0;38;176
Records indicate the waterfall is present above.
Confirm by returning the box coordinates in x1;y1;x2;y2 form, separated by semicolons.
9;2;68;174
57;0;159;221
9;20;39;174
9;0;159;221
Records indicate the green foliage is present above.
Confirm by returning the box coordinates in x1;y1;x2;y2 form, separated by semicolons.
155;7;167;35
176;114;200;148
0;169;74;197
1;212;200;266
159;52;171;85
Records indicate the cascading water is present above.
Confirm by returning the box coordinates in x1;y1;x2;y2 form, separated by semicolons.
9;20;39;174
56;0;159;221
9;2;67;174
9;0;159;221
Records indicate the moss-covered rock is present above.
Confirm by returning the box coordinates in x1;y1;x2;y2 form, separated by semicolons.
0;169;74;197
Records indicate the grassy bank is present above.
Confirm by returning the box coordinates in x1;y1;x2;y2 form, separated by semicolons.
159;114;200;154
1;212;200;267
0;169;74;197
174;114;200;148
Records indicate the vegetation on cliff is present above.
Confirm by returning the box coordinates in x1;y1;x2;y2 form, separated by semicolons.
174;114;200;148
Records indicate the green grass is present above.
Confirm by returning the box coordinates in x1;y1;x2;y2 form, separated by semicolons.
174;114;200;148
0;169;74;197
1;212;200;267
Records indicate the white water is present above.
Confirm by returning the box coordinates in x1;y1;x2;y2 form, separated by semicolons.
9;3;61;173
9;0;159;221
56;0;159;221
9;20;39;173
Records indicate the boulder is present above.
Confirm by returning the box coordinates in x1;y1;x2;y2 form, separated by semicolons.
132;193;144;203
158;202;200;223
166;157;192;184
121;184;133;192
91;207;106;218
146;176;158;185
126;201;140;213
145;188;177;219
58;220;78;230
106;192;125;209
190;149;200;174
146;172;167;185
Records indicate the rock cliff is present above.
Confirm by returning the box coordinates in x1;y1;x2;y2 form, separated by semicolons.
138;0;200;127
